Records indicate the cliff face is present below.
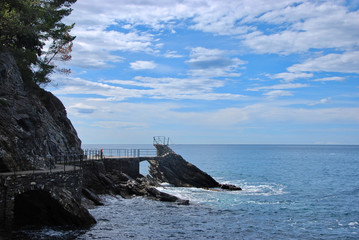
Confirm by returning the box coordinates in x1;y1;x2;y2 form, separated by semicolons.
0;50;82;172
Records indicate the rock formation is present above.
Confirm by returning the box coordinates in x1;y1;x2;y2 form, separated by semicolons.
0;50;82;172
82;161;189;206
149;144;242;191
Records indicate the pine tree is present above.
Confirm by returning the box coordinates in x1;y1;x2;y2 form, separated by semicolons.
0;0;77;85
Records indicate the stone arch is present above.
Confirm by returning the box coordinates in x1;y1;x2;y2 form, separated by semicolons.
13;189;74;228
139;160;150;176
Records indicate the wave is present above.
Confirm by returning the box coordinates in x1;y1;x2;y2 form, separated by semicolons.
239;182;287;196
155;180;287;206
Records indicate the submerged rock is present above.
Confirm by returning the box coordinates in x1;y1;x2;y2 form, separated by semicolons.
149;144;242;191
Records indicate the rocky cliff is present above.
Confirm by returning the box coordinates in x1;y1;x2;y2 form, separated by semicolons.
0;50;95;229
0;50;82;172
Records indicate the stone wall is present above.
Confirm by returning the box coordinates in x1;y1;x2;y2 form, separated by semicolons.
0;170;83;228
103;158;140;178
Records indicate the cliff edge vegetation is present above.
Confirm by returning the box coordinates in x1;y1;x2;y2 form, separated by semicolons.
0;0;76;85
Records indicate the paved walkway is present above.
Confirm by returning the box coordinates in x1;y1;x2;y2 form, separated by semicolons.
0;164;80;176
0;155;161;176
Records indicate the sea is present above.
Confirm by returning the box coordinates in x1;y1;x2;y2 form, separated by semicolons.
9;144;359;240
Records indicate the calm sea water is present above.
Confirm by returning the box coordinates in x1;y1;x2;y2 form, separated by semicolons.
11;144;359;239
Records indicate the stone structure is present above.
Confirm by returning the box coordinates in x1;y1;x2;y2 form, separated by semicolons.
0;169;95;229
102;157;159;178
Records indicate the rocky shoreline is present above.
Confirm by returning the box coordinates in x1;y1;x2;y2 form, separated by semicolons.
0;49;241;232
80;144;242;210
81;160;190;208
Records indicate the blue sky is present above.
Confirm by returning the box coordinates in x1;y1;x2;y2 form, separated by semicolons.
48;0;359;144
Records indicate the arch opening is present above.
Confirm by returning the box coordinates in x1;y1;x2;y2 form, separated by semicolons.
14;190;73;228
139;160;150;176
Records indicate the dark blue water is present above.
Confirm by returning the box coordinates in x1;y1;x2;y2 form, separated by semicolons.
12;145;359;239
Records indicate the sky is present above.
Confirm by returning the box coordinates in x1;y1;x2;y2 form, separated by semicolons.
47;0;359;144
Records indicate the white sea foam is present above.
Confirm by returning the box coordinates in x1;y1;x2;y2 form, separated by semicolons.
219;179;287;196
240;183;287;196
155;179;287;206
156;186;211;204
349;222;359;227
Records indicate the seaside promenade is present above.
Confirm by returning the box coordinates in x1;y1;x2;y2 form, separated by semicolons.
0;145;162;228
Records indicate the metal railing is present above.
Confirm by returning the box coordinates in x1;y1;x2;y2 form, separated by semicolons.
54;153;84;172
0;148;158;176
153;136;170;145
84;148;157;158
0;153;85;176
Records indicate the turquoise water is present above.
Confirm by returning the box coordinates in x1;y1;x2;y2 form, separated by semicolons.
12;144;359;239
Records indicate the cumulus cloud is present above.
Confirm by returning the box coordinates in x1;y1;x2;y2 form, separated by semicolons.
64;0;359;74
69;27;154;68
130;61;157;70
288;51;359;74
242;2;359;54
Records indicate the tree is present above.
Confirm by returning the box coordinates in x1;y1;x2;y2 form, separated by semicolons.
0;0;77;85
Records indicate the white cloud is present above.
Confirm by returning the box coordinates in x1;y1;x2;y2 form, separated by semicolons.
163;50;184;58
187;47;246;77
68;103;97;115
107;76;244;100
49;0;359;144
263;90;293;98
308;97;331;106
242;2;359;54
189;0;298;36
272;72;313;82
130;61;157;70
52;75;244;101
93;121;147;129
69;27;154;68
52;77;143;101
247;83;309;91
63;0;359;74
288;51;359;74
313;77;346;82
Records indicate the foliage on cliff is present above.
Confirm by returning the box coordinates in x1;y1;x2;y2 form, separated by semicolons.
0;0;76;85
